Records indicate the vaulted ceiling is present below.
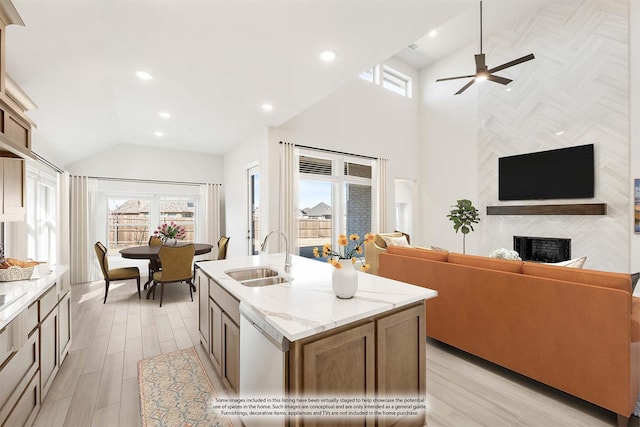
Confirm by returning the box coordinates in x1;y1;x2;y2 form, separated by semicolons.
6;0;549;168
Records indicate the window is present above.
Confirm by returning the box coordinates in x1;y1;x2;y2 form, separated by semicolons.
358;65;379;84
297;151;373;260
26;164;58;264
358;63;412;98
382;65;412;98
108;198;151;252
106;195;197;253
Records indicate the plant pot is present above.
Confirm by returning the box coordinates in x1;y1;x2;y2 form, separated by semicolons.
332;259;358;299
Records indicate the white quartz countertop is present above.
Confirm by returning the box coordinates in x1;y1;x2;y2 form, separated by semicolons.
197;254;437;342
0;265;69;330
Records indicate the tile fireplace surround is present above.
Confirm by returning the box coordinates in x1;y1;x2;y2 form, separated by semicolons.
514;236;571;263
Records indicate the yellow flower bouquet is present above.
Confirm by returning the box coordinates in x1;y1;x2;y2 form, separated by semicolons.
313;233;374;271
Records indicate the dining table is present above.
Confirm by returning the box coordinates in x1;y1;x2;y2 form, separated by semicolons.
119;242;214;296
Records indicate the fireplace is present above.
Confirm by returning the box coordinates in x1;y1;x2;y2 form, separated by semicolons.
513;236;571;263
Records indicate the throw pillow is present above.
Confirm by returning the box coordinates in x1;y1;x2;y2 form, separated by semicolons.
546;256;587;269
489;248;522;260
381;235;410;248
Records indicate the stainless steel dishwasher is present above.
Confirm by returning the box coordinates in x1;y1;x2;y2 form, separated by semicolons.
239;303;289;427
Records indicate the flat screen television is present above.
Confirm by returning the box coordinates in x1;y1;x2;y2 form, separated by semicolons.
498;144;594;201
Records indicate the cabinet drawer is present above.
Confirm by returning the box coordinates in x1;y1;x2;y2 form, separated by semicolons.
2;370;39;427
26;301;38;334
0;99;31;151
0;329;38;419
209;279;239;324
39;284;57;320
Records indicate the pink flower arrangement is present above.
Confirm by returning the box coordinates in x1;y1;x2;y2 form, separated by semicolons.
154;222;186;242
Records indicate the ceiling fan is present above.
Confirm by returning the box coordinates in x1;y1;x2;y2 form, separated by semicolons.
436;0;535;95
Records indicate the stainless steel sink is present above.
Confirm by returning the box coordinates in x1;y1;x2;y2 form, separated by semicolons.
225;266;279;281
240;276;287;287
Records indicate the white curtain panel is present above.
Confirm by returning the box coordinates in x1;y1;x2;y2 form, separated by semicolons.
199;183;222;254
376;158;389;232
57;172;71;290
57;172;70;267
279;142;298;254
4;220;27;260
70;175;98;284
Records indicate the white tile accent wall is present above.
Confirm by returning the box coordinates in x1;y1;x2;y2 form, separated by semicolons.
477;0;629;272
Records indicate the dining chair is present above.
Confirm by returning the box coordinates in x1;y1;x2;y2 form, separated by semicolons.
152;243;195;307
94;241;141;304
217;236;230;260
147;235;163;289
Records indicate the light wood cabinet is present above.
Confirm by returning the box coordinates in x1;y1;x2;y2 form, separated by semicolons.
288;303;426;427
209;299;223;374
39;301;58;400
0;155;25;221
0;326;40;426
208;276;240;394
376;304;426;427
58;291;71;366
221;312;240;394
197;269;209;351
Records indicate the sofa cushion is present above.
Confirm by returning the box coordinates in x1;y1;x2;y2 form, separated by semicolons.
522;262;632;294
386;245;448;262
374;232;403;249
545;256;587;269
448;252;523;273
381;234;410;248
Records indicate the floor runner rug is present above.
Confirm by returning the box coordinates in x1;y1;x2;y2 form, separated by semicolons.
138;347;232;427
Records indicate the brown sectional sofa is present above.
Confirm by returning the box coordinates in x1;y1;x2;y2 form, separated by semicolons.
378;245;640;426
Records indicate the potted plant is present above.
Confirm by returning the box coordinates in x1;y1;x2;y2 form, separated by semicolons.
447;199;480;254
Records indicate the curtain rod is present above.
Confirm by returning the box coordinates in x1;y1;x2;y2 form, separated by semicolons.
82;176;221;186
280;141;377;160
33;152;64;174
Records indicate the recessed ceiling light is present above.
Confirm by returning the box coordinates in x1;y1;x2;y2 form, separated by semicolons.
428;30;438;38
555;130;565;136
159;111;171;119
261;103;273;111
154;131;164;137
319;50;336;62
505;87;512;92
136;71;153;80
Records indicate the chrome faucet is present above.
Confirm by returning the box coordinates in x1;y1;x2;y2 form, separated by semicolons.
261;230;291;272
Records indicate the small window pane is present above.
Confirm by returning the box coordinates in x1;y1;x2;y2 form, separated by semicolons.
108;199;151;253
359;68;375;83
159;200;196;243
382;66;411;97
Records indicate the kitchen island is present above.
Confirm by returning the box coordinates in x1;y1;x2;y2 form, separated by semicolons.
196;254;437;427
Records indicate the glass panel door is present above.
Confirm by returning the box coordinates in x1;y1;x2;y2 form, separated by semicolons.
248;166;260;255
298;181;333;259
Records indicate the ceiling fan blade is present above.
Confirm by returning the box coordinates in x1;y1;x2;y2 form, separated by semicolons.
487;74;512;85
475;54;486;73
455;79;476;95
487;53;535;74
436;74;476;82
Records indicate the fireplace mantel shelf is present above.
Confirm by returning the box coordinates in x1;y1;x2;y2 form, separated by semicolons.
486;203;607;216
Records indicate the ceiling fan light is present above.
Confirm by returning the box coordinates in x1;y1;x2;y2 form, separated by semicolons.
475;73;488;82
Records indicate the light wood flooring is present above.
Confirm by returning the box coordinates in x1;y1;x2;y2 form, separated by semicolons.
33;278;639;427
